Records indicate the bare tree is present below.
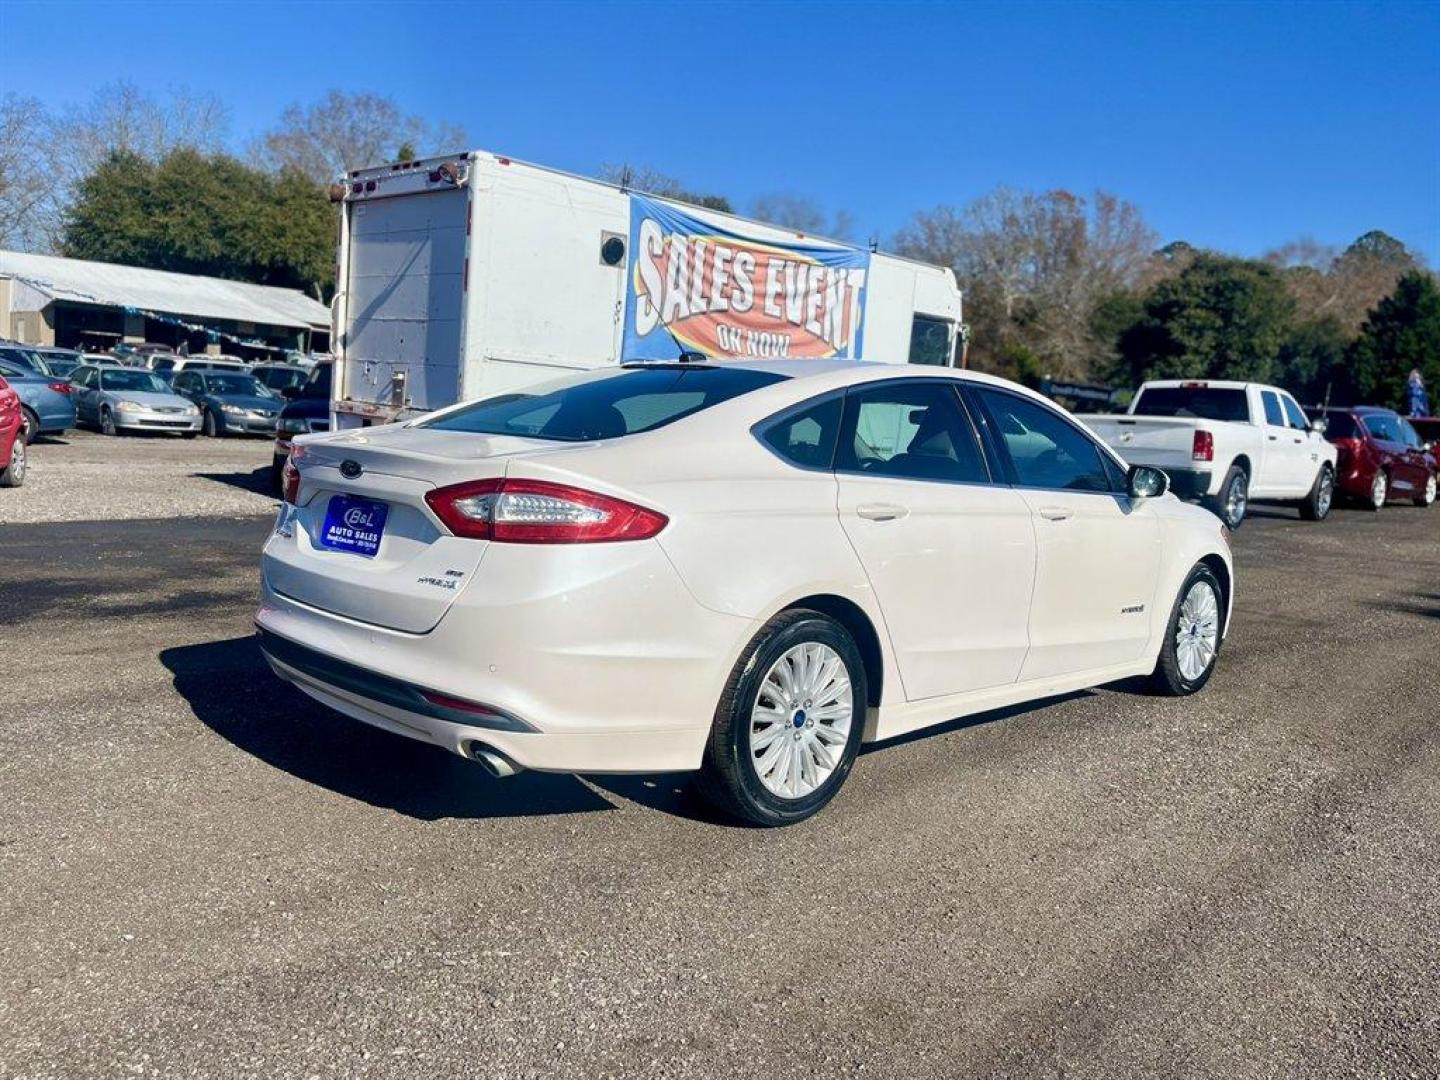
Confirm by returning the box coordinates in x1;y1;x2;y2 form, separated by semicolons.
597;163;732;213
895;187;1156;379
257;90;465;183
1265;230;1422;336
0;95;50;250
748;192;855;241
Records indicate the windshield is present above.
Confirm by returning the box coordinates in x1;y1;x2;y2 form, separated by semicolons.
302;364;331;399
1132;386;1250;422
256;367;309;391
423;365;789;441
203;373;271;397
99;369;171;393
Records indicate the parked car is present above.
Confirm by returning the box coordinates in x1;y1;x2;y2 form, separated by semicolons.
30;347;84;379
1308;406;1438;509
0;374;27;487
1082;380;1338;528
161;356;250;374
0;343;49;373
259;360;1233;826
1408;416;1440;447
271;360;332;487
68;364;201;436
251;363;312;395
0;356;76;443
169;369;282;437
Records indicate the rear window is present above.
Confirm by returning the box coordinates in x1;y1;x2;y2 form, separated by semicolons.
1314;411;1359;439
1132;386;1250;422
423;365;788;442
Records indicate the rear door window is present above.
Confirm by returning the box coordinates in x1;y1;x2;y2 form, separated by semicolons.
422;365;787;441
835;381;989;484
1261;391;1285;427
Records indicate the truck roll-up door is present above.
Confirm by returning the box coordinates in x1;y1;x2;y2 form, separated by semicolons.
342;186;468;413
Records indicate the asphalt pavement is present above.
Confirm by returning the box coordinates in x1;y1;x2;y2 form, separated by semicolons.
1;497;1436;1078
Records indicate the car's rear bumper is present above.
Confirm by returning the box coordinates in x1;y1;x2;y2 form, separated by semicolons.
1158;467;1213;500
255;533;754;775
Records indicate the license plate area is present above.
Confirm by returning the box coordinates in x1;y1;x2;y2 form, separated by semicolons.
318;494;390;558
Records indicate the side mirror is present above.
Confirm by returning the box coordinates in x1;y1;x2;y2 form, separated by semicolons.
1310;417;1328;434
1128;464;1169;499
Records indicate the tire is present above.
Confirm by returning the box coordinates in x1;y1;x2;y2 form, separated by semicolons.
1150;563;1225;696
696;610;867;827
1366;469;1387;511
1298;464;1334;521
1414;472;1437;508
100;408;117;436
1205;465;1248;529
0;434;26;487
19;406;39;446
202;410;218;438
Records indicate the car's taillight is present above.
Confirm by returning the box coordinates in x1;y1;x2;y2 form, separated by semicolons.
282;445;305;505
1192;430;1214;462
48;381;72;395
425;478;668;543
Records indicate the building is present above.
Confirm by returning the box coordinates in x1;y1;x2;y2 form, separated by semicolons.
0;250;330;359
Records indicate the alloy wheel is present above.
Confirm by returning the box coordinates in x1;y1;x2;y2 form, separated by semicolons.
1425;474;1437;506
1371;471;1387;509
1175;580;1220;682
101;409;116;436
8;437;26;482
748;642;854;800
19;409;36;444
1225;475;1247;526
1317;471;1333;517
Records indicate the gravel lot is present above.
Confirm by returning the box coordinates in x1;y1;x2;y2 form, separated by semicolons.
1;482;1436;1077
0;430;278;524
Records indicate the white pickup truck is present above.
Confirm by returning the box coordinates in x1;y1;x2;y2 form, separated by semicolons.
1082;379;1338;528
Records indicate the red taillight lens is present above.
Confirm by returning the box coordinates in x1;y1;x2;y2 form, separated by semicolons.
48;381;72;395
425;478;668;543
281;445;304;505
1192;430;1215;462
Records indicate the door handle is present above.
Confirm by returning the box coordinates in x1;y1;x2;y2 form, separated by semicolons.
856;503;908;522
1268;434;1278;441
1293;437;1303;444
1037;506;1073;521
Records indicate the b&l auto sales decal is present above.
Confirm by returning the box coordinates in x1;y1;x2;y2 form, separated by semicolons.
622;194;870;361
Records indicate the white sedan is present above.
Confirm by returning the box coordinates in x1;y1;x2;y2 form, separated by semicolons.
257;360;1233;825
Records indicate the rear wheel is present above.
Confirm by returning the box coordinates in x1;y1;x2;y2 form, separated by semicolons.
99;407;117;436
1150;564;1224;696
0;435;26;487
19;406;39;445
696;610;866;827
1367;469;1387;511
1299;464;1334;521
1205;465;1248;529
1416;472;1437;508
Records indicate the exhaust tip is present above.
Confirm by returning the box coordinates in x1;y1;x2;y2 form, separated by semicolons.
464;741;523;779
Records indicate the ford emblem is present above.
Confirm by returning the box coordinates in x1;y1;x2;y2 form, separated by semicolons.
340;459;363;479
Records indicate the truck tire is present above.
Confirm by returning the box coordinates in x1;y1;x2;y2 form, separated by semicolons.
1205;465;1248;529
1298;464;1334;521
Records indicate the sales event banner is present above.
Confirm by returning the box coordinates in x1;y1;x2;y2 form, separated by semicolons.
623;194;870;361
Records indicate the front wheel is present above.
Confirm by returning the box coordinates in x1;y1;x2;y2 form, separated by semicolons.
1150;564;1224;696
100;408;117;436
201;410;218;438
1205;466;1249;529
1414;472;1437;508
696;610;867;826
1299;465;1334;521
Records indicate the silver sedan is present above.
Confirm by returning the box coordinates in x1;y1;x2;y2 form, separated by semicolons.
68;364;202;436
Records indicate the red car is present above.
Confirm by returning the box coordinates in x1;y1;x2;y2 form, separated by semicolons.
0;374;28;487
1309;405;1437;509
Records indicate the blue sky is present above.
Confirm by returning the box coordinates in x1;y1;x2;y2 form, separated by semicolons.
3;0;1437;261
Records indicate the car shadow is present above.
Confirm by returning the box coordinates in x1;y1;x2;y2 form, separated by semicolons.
196;466;279;497
160;636;614;820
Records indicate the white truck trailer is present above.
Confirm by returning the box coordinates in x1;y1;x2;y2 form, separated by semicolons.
329;150;964;428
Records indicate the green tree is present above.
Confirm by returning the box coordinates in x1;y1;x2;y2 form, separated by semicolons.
1112;254;1295;385
1276;317;1349;405
1347;271;1440;410
61;148;335;297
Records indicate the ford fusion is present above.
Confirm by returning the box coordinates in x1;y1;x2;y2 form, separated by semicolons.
257;360;1233;825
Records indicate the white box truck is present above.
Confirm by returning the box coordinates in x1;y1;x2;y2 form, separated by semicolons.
329;150;964;428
